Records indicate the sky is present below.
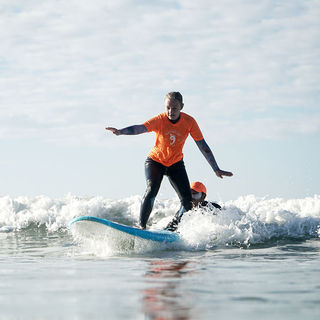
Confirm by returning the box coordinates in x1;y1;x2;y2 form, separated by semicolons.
0;0;319;201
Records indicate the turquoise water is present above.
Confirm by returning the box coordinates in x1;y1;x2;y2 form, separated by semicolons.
0;195;319;319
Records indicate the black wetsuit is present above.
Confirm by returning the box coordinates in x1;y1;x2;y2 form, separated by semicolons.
139;157;193;229
165;201;221;232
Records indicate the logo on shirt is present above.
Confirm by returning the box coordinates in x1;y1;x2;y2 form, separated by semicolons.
170;133;176;145
166;130;181;146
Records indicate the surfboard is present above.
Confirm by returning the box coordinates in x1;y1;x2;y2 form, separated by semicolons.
69;216;180;243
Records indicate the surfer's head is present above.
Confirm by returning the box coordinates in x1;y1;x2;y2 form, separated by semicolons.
165;92;184;121
190;181;206;205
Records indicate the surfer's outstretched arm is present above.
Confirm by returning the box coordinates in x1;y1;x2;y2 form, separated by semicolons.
106;125;148;136
195;139;233;179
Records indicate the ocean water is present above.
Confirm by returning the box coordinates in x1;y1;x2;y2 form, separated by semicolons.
0;194;319;320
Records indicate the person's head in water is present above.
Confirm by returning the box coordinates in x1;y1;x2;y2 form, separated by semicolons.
165;92;184;121
190;181;207;206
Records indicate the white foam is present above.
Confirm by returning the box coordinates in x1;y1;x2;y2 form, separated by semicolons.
1;194;319;255
177;195;320;249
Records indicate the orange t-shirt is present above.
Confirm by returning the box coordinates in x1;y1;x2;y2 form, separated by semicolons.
143;112;204;167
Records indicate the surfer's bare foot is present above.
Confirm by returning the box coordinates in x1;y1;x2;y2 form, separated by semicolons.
140;226;146;230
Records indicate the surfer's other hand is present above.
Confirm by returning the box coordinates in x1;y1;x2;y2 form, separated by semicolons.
215;169;233;179
106;127;121;136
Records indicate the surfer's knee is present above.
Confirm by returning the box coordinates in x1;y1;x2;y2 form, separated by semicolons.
145;180;160;198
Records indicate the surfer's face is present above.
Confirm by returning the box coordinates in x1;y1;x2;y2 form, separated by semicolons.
165;98;183;121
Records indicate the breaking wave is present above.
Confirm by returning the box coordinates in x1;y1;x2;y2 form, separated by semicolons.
1;194;319;253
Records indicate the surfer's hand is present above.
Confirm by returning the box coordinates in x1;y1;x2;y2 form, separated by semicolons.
106;127;121;136
215;169;233;179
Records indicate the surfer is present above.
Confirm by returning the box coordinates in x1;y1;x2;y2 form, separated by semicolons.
165;181;221;232
106;92;233;229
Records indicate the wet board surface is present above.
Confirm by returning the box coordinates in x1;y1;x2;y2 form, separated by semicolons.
69;216;180;243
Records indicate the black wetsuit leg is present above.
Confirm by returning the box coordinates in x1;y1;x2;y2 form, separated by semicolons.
166;160;193;213
163;160;193;232
139;158;165;228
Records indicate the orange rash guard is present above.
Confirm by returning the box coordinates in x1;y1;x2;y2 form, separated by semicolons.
143;112;204;167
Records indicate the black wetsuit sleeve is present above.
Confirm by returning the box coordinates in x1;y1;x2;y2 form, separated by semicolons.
195;139;220;172
119;125;148;135
201;201;221;210
210;202;222;210
164;202;221;232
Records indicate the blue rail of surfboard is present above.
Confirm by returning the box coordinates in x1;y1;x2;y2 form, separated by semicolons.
69;216;180;243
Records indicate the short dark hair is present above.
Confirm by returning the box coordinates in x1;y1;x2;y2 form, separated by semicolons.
165;92;183;105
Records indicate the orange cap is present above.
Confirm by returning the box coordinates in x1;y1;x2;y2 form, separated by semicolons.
190;181;207;194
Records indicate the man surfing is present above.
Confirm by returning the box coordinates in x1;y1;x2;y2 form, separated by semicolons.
106;92;233;230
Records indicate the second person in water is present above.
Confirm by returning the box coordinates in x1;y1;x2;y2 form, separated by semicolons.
165;181;221;232
106;92;233;229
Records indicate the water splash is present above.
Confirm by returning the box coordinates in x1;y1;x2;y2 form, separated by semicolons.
1;194;319;255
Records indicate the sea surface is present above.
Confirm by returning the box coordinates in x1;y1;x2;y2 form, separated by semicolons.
0;194;320;320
